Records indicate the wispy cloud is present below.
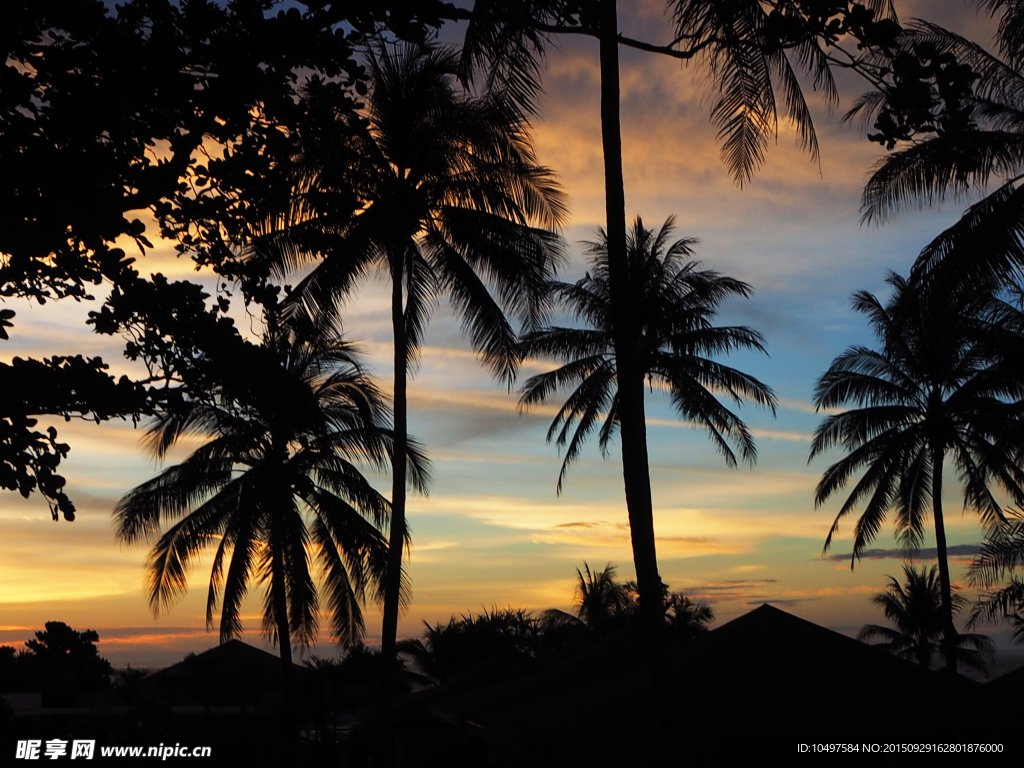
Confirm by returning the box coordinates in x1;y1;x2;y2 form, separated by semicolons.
824;545;982;563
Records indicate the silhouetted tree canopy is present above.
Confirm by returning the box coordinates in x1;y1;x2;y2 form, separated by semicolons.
399;608;543;684
811;272;1024;674
0;621;113;705
455;1;915;182
114;318;425;674
394;565;714;687
859;564;992;672
1;0;450;518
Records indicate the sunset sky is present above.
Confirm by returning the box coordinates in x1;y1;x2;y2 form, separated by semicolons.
2;0;1019;667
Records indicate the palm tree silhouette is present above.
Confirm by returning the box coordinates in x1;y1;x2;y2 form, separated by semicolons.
573;562;633;633
115;320;426;675
543;564;714;645
252;42;567;701
969;507;1024;643
811;272;1024;674
519;216;775;499
398;607;541;684
539;562;634;640
859;563;991;672
462;4;864;660
664;593;715;642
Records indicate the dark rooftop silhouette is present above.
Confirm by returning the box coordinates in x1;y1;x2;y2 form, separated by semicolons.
381;603;1011;764
136;639;310;712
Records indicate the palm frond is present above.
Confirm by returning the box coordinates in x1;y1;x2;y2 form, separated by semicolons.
117;320;400;660
521;215;770;491
862;134;1024;224
423;233;522;386
459;0;551;117
911;179;1024;289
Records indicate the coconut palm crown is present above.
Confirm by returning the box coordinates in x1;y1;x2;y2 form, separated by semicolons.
811;272;1024;673
574;562;634;632
114;320;428;671
518;215;776;492
859;563;992;671
267;42;569;381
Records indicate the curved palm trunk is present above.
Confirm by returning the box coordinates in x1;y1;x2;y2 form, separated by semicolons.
931;444;958;674
378;251;408;718
598;0;671;731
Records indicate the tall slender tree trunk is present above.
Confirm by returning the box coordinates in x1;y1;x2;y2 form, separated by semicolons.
931;443;958;675
378;249;408;719
270;524;297;742
597;0;671;731
271;535;293;675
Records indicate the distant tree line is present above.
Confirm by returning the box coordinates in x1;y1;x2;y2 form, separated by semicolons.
0;622;112;706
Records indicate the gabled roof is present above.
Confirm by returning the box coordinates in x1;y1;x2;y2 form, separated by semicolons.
680;604;980;736
136;639;309;708
142;640;282;681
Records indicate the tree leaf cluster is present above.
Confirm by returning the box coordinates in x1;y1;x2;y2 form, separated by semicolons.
519;216;775;494
832;1;1024;647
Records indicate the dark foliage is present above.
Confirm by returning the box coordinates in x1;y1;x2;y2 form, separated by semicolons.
519;216;775;493
114;318;427;668
969;506;1024;642
461;1;905;185
308;643;427;707
398;608;542;684
851;4;1024;300
1;0;448;517
811;274;1024;561
664;592;715;642
0;622;113;706
398;566;714;687
811;273;1024;672
250;40;567;701
859;564;992;671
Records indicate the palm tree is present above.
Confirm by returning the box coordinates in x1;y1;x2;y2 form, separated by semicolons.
460;2;859;681
520;216;770;725
810;272;1024;674
968;507;1024;643
519;215;776;500
539;562;634;641
251;42;567;699
859;563;992;672
114;320;427;675
664;593;715;642
543;564;714;645
573;562;634;633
